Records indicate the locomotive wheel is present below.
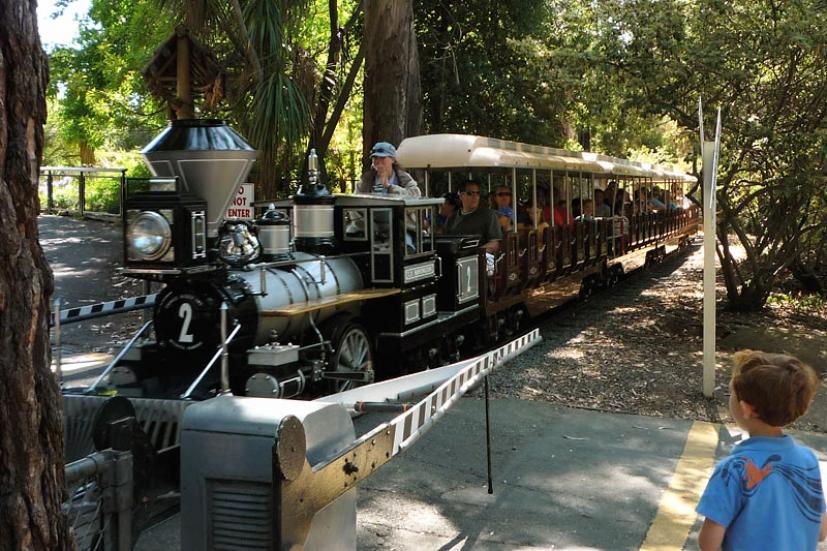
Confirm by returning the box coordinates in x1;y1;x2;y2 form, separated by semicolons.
326;321;374;393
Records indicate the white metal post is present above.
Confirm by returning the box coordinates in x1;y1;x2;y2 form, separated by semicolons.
532;170;537;229
702;142;716;397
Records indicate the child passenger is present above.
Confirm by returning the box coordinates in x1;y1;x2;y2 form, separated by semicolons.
697;350;827;550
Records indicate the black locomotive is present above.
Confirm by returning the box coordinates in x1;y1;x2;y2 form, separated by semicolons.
109;120;698;400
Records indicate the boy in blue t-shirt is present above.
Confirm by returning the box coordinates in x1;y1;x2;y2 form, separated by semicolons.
697;350;827;550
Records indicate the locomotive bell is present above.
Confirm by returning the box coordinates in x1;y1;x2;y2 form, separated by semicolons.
293;149;336;254
141;119;258;237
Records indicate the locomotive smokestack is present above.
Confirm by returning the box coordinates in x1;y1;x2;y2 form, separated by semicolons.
141;119;258;237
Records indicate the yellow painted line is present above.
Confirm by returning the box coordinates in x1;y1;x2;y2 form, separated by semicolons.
639;421;719;551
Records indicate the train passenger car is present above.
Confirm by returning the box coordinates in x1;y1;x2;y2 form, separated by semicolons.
397;134;698;344
98;121;697;400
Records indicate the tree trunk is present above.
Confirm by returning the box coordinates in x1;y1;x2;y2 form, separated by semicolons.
79;140;96;166
363;0;422;167
0;1;72;549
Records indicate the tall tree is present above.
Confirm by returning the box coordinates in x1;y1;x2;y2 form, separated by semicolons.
0;1;72;549
303;0;366;181
363;0;421;163
590;0;827;310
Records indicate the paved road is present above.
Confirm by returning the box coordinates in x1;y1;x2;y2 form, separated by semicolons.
135;396;827;550
40;215;145;377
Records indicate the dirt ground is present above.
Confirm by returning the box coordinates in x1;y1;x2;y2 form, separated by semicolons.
486;241;827;433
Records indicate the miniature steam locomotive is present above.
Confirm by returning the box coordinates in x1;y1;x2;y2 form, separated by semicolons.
110;119;698;400
112;119;481;399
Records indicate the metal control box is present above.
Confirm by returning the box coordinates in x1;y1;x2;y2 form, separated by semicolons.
180;396;357;550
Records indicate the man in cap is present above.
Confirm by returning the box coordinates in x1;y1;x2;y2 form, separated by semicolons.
358;141;421;196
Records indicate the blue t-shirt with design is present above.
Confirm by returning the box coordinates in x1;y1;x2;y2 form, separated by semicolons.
697;435;825;551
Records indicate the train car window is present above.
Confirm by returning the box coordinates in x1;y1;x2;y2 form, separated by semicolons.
404;207;435;258
343;208;368;241
421;207;433;253
371;208;394;282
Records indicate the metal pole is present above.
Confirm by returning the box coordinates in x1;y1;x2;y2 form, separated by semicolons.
702;142;717;398
142;280;152;324
702;106;722;398
53;297;62;384
87;321;152;392
119;169;126;216
424;171;429;196
220;302;230;394
511;167;517;232
78;170;86;216
47;170;54;213
531;170;537;229
448;172;452;193
550;170;554;223
484;374;493;495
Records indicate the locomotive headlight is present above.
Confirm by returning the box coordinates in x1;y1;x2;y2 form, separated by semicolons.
128;211;172;261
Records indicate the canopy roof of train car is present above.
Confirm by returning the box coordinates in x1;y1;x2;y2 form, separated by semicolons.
396;134;696;182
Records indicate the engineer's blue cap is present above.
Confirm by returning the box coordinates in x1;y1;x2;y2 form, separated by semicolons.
370;141;397;158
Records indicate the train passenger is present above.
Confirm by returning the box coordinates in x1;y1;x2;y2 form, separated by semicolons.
548;188;568;226
445;180;503;276
358;141;421;197
697;350;826;551
614;188;632;216
648;189;667;212
435;191;460;234
593;189;612;217
604;180;618;212
527;203;549;232
492;184;514;233
575;199;594;221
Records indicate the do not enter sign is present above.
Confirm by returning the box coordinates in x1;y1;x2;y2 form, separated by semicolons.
225;184;254;220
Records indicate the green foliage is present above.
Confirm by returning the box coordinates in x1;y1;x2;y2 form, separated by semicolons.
45;0;170;165
585;0;827;309
416;0;567;144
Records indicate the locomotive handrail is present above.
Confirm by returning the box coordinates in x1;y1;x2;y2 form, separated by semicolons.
243;251;370;272
180;323;242;399
86;320;153;393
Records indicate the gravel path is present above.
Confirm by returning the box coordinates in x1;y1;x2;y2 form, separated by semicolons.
484;242;827;433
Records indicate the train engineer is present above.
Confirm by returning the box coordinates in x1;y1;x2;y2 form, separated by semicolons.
358;141;421;196
697;350;826;551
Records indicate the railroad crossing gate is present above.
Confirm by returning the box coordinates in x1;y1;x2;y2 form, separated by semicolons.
178;330;540;550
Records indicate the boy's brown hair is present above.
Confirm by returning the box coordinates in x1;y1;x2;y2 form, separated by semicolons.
731;350;820;427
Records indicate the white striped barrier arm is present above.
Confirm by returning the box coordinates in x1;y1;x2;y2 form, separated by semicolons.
273;329;541;548
51;294;157;326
